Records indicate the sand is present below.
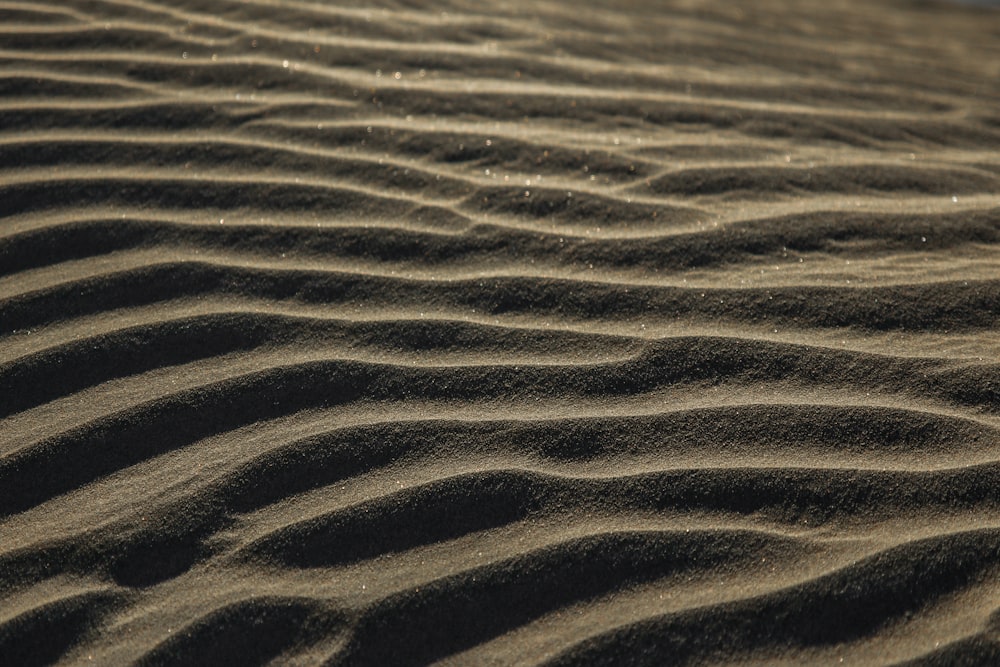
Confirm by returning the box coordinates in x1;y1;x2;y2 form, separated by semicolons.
1;0;999;664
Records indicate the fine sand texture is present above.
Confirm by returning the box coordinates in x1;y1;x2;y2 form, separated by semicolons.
2;0;1000;665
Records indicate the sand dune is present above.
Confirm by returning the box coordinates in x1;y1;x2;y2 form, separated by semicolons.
2;0;1000;665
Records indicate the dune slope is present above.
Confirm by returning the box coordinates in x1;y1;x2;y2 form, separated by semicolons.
2;0;1000;665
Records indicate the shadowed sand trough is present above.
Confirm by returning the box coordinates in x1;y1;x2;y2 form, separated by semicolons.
2;0;1000;665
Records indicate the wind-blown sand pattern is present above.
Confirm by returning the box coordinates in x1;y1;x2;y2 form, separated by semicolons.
2;0;1000;664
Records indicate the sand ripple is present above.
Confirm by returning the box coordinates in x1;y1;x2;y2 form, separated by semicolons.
2;0;1000;664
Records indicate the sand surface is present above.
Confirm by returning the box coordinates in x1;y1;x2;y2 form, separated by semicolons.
2;0;1000;665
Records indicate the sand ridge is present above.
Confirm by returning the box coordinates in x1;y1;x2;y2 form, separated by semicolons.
1;0;1000;665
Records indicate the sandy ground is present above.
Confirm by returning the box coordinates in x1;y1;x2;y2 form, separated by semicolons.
1;0;1000;664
